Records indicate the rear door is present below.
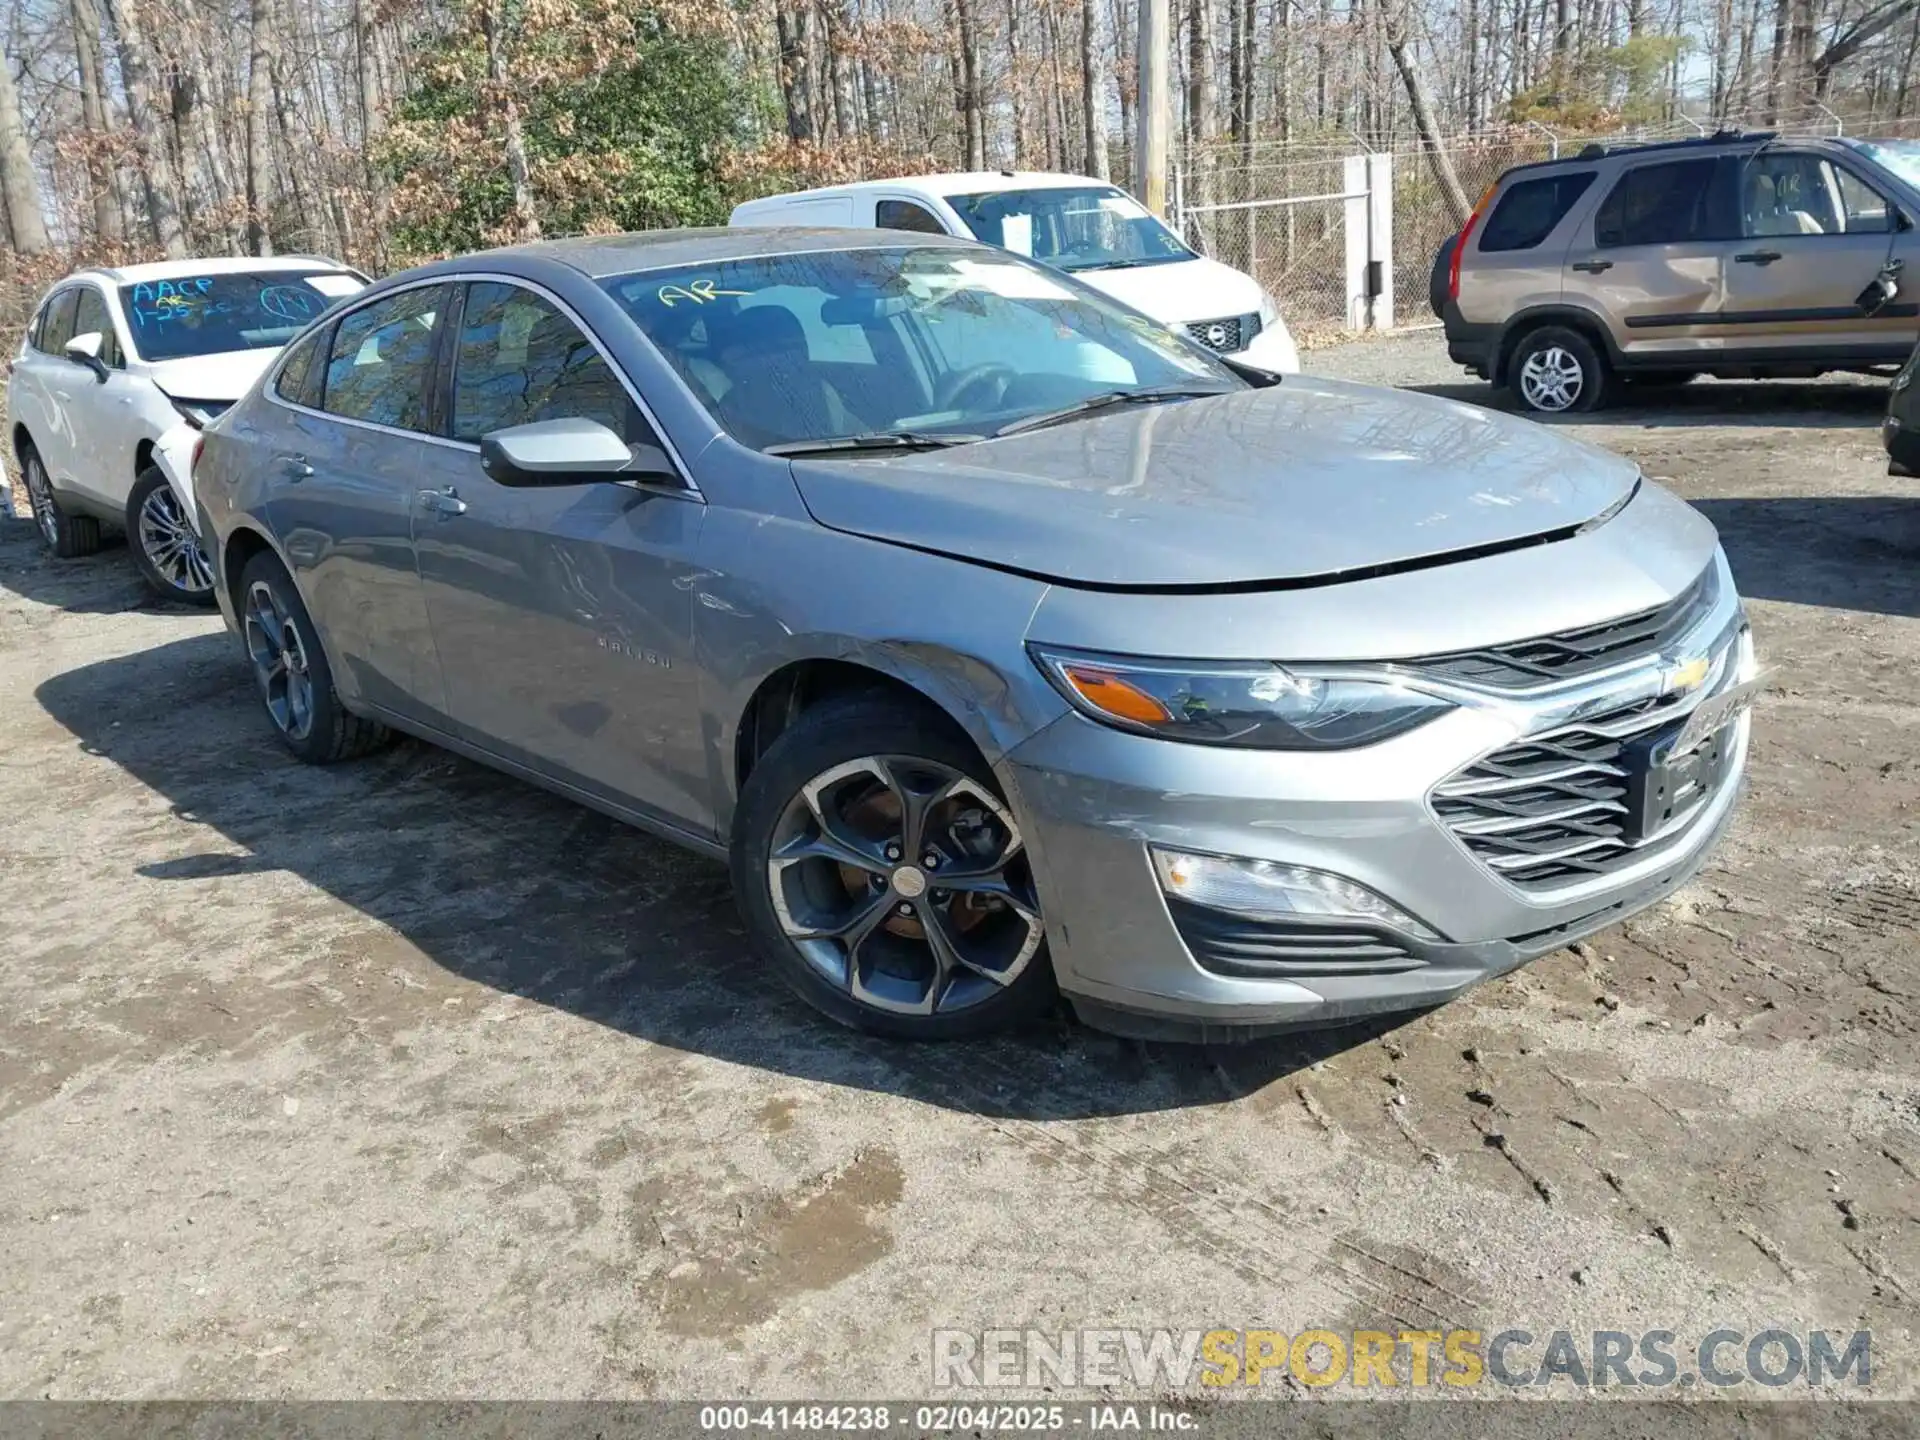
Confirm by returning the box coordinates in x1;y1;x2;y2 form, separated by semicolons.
412;278;712;834
1568;154;1739;360
266;283;452;723
19;288;84;488
1721;147;1918;359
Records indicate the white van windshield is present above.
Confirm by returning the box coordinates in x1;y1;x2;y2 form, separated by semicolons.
946;186;1196;271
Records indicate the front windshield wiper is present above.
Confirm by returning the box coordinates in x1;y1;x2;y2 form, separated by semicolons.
991;382;1236;438
763;430;982;458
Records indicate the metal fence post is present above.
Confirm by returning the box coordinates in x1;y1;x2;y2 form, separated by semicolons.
1367;151;1394;330
1343;153;1369;330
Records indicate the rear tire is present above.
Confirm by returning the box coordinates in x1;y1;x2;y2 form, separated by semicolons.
127;466;216;606
238;550;391;764
19;443;102;558
730;692;1056;1039
1508;326;1613;414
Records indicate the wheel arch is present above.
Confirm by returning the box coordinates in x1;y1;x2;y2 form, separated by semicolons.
134;436;156;484
1494;305;1620;384
731;655;984;803
220;522;292;625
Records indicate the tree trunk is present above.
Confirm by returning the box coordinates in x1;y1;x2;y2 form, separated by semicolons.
246;0;274;255
103;0;188;256
954;0;983;168
1006;0;1025;166
1109;0;1134;168
826;0;858;140
775;3;816;141
480;0;539;239
71;0;127;243
1081;0;1109;178
356;0;383;161
1767;0;1789;119
1386;8;1469;226
1187;0;1216;205
0;38;45;252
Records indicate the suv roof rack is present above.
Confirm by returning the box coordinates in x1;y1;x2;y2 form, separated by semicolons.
1572;128;1775;160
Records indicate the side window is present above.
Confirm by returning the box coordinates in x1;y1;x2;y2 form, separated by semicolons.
71;288;122;367
1479;172;1596;253
39;290;79;353
875;199;949;235
274;328;327;409
1741;153;1839;236
1829;162;1894;234
1594;158;1731;248
321;286;447;432
450;281;645;445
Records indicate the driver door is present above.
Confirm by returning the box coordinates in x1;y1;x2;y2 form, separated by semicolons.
1722;149;1920;355
412;279;713;834
67;283;151;512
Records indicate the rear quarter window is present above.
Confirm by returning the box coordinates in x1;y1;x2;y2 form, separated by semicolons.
1479;172;1597;252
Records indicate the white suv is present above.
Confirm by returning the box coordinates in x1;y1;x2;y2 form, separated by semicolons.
7;256;366;602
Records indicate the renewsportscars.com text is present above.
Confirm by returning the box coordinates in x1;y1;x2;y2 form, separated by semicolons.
931;1327;1872;1391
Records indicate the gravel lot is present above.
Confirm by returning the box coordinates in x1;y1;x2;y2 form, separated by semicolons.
2;331;1916;1401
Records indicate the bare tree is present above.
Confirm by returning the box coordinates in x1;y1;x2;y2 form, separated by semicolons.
102;0;188;256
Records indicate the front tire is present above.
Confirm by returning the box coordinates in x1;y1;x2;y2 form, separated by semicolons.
239;550;391;764
1509;326;1613;414
127;466;216;605
19;444;103;558
730;693;1055;1038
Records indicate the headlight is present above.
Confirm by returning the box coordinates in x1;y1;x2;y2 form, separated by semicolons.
1257;290;1282;329
169;398;229;429
1030;646;1454;749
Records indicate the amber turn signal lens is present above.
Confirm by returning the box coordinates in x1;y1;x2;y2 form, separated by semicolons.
1059;664;1174;725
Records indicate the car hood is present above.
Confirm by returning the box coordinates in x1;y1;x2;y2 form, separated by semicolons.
1069;255;1262;324
146;349;278;403
789;377;1642;590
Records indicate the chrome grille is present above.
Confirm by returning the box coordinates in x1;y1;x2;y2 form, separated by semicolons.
1414;566;1717;688
1433;692;1704;889
1185;314;1257;353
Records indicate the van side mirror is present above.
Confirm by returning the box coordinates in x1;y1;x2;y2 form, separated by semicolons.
479;417;678;487
65;332;108;383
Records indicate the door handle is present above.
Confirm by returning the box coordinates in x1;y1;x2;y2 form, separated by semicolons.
417;486;468;517
1735;250;1782;265
1571;258;1614;273
276;452;312;480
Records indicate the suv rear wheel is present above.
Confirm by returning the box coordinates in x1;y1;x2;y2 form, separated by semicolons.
1509;326;1613;414
19;443;103;558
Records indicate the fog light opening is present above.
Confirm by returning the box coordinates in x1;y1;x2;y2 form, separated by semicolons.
1152;848;1441;941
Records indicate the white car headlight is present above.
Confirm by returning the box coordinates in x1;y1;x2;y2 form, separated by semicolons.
1257;290;1282;329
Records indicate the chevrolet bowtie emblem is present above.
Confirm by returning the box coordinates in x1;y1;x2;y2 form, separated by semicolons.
1662;654;1712;694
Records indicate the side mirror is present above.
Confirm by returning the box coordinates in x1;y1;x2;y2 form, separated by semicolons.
478;417;678;488
65;331;108;382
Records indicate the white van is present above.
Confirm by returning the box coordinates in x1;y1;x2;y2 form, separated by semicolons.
729;172;1300;374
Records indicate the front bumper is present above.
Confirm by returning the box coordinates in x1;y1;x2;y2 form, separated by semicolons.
1230;322;1301;375
1000;586;1753;1042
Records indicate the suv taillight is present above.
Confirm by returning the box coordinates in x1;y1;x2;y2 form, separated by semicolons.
1447;186;1498;303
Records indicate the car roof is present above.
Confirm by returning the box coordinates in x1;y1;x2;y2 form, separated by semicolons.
79;255;357;286
740;171;1115;206
410;225;984;281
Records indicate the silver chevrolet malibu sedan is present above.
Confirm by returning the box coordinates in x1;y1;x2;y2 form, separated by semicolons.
192;228;1761;1041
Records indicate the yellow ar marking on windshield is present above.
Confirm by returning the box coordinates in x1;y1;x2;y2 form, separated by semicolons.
658;279;748;307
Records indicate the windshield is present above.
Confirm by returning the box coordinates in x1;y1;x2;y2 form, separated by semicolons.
118;270;366;362
1852;138;1920;193
602;247;1240;451
945;186;1195;271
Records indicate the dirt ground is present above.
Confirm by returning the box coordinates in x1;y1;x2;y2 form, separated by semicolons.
2;332;1916;1402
